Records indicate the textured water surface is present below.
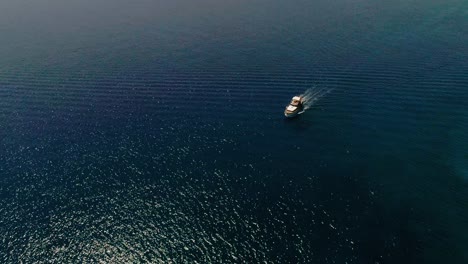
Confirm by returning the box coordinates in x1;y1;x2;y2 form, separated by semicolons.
1;0;467;263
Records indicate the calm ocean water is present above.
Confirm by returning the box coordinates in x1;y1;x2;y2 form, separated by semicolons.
1;0;467;263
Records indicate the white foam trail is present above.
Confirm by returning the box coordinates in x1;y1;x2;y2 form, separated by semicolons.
300;87;333;113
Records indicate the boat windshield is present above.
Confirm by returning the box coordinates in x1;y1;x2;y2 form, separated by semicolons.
286;105;297;111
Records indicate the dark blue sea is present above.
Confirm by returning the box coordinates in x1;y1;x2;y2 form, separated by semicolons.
1;0;467;263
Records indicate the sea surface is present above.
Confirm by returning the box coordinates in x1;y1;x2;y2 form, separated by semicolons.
1;0;467;263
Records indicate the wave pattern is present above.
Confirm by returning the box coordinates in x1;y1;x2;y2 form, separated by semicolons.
0;61;467;263
1;0;468;263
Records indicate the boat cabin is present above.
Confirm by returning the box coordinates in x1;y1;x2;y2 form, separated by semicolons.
290;96;302;106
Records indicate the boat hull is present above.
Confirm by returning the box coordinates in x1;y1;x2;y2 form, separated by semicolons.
284;109;302;118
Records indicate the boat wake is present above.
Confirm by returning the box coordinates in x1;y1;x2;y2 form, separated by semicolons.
299;87;333;114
